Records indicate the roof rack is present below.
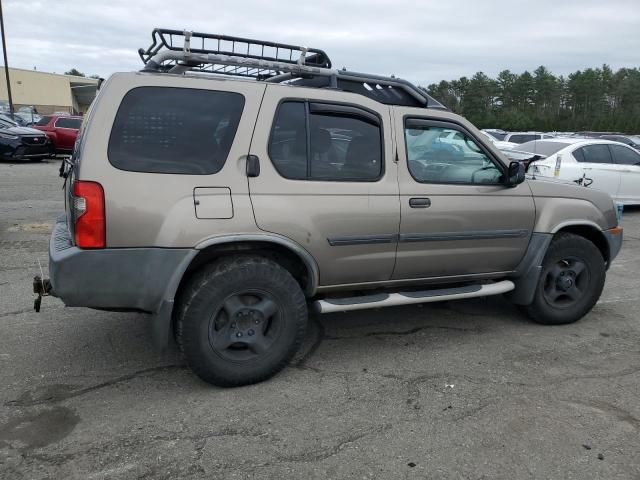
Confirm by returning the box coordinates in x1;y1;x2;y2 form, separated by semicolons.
139;28;446;110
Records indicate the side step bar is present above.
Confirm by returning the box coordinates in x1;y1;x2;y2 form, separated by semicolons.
312;280;515;314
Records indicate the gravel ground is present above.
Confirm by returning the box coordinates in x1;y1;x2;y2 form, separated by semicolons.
1;159;639;480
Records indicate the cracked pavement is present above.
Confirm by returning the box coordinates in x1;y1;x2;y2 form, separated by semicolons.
1;159;639;479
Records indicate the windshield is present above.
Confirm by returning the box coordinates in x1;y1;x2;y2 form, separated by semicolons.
0;116;17;128
516;140;570;156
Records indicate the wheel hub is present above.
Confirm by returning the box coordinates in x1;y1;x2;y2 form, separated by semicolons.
556;273;574;291
233;308;264;333
209;291;282;361
543;257;589;308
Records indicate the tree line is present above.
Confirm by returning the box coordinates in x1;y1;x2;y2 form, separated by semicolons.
423;65;640;134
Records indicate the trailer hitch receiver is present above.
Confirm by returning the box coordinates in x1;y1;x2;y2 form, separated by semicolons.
33;276;52;312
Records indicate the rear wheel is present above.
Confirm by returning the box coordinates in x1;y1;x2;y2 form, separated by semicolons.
176;256;307;387
523;233;606;325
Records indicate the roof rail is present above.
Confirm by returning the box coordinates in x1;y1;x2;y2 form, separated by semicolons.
139;28;447;110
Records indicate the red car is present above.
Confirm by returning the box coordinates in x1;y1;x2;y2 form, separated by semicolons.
33;115;82;154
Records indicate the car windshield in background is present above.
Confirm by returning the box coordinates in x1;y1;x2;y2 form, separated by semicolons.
516;140;569;156
0;117;16;128
35;116;51;126
55;117;82;129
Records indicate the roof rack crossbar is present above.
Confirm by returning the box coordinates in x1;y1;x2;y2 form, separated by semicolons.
139;29;447;110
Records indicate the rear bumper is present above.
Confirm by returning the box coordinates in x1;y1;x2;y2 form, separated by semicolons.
49;215;196;313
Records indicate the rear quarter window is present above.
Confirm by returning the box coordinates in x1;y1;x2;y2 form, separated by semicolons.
108;86;245;175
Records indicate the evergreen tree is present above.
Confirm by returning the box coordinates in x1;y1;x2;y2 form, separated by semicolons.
422;65;640;133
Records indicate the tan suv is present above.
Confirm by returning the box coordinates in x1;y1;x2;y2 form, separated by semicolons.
38;29;623;387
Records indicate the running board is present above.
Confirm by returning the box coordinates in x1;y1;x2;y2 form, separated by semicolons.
312;280;515;314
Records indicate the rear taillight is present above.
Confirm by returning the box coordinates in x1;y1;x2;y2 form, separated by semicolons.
72;181;105;249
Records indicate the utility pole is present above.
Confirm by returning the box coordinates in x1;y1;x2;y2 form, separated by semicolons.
0;0;13;114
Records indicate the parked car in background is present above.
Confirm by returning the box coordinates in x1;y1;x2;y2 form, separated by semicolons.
33;115;82;153
0;115;52;161
599;134;640;151
578;131;621;138
16;106;41;126
480;130;519;150
0;113;28;127
482;128;508;141
503;132;555;144
521;138;640;205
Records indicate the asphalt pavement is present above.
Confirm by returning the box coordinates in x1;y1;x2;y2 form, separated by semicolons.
1;159;639;479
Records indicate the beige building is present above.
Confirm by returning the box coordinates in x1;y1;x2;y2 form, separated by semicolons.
0;67;99;115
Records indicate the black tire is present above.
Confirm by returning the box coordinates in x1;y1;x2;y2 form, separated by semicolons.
176;255;307;387
522;233;606;325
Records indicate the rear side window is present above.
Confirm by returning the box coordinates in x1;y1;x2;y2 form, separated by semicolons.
609;144;640;165
574;144;613;164
35;116;51;126
55;117;82;129
269;101;383;181
108;87;244;175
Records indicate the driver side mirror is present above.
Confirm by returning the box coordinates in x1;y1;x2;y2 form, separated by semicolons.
506;161;526;187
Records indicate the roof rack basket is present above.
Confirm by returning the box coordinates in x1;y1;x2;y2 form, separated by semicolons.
139;28;446;110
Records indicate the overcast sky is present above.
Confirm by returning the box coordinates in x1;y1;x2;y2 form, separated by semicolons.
3;0;640;85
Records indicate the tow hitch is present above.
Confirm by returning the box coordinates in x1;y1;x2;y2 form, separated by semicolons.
33;276;52;312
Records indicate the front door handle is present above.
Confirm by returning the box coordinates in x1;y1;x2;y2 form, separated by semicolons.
409;197;431;208
246;154;260;177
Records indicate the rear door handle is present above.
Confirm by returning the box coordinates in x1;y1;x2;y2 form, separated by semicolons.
409;197;431;208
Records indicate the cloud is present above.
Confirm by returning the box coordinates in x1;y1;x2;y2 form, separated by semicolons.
3;0;640;84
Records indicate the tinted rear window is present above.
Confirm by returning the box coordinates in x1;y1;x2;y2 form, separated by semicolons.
55;117;82;129
35;116;51;126
509;134;538;144
108;87;244;175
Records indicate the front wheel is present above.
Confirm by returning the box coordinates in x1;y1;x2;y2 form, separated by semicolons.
522;233;606;325
176;256;308;387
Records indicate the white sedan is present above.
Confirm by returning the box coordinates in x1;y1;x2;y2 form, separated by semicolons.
479;130;519;150
520;138;640;205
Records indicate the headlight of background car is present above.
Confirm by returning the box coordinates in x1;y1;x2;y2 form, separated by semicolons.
0;132;19;140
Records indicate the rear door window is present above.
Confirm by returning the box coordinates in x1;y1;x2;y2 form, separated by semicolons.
609;144;640;165
268;100;383;181
108;87;245;175
574;144;613;164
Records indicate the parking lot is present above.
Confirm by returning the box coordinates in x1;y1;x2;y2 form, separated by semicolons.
0;158;639;479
